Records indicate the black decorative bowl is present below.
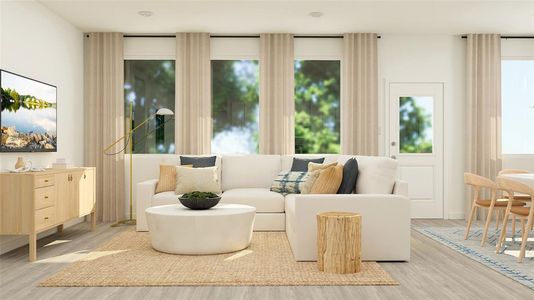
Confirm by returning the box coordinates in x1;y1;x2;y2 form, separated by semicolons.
178;196;221;210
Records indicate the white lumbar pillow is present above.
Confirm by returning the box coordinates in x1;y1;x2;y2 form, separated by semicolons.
175;166;221;195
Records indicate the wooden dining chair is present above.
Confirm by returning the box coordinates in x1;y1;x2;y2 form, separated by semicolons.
498;169;532;201
464;173;525;246
495;177;534;263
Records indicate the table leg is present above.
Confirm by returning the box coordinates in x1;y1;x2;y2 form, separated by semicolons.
29;233;37;262
91;211;96;231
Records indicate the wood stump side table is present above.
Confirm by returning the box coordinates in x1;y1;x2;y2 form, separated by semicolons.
317;212;361;274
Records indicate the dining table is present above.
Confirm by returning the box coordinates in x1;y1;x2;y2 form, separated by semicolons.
499;173;534;189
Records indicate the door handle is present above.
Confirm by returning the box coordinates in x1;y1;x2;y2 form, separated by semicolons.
391;155;397;159
391;141;396;146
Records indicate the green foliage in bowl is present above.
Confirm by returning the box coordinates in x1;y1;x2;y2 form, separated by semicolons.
181;191;219;199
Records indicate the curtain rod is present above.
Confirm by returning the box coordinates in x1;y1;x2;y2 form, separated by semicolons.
461;35;534;39
124;34;381;39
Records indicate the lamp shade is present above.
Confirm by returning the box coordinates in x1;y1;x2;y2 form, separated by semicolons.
156;108;174;116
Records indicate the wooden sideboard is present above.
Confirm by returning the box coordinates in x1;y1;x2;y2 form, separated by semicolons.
0;168;96;261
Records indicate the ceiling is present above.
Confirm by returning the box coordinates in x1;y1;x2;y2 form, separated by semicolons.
38;0;534;35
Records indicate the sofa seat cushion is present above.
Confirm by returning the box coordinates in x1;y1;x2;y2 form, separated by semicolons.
152;192;181;207
221;188;284;213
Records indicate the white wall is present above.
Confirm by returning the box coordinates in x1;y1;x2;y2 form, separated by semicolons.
379;35;466;219
0;1;84;254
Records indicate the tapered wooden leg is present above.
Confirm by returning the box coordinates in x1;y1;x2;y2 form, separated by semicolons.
465;205;477;240
495;210;501;231
57;224;64;233
521;219;525;237
518;218;531;263
28;233;37;262
512;215;516;238
91;211;96;231
481;205;494;246
496;210;511;253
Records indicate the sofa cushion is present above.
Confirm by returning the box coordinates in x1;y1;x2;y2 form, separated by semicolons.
337;155;398;194
220;188;284;213
222;155;281;190
152;191;181;206
290;157;325;172
337;158;359;194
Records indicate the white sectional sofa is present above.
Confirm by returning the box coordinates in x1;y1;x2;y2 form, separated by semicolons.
136;154;410;261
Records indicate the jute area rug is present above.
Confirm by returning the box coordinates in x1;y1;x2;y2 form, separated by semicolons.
40;229;398;287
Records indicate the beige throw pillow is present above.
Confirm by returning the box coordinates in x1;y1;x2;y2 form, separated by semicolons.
175;166;221;195
308;162;337;172
301;170;321;194
155;164;192;193
310;164;344;194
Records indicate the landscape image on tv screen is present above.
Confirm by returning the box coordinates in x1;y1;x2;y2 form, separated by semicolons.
1;70;57;152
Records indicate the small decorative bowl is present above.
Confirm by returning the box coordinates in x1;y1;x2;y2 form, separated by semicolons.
178;196;221;210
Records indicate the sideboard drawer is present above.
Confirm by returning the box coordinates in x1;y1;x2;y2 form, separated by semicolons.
35;206;56;231
35;175;54;188
34;186;55;210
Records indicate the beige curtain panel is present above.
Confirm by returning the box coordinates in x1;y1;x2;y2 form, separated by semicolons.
341;33;378;156
259;33;295;155
175;33;212;155
465;33;502;219
84;32;125;222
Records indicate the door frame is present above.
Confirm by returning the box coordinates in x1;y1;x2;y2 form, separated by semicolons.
387;82;445;219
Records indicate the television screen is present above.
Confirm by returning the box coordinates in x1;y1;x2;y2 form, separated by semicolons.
1;69;57;152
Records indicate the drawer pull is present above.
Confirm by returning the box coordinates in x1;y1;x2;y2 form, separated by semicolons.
44;196;49;199
44;179;49;182
44;217;49;220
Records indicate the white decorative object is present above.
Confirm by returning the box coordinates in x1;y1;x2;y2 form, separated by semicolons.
145;204;256;255
175;166;221;194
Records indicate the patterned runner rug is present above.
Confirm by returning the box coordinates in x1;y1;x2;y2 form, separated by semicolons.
413;223;533;290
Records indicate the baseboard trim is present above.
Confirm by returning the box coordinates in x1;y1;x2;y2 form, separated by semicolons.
0;218;84;255
447;212;465;220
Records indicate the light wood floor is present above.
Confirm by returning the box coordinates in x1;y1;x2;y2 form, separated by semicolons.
1;220;532;300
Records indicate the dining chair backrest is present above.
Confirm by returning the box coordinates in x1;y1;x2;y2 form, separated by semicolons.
464;173;497;190
496;177;534;200
498;169;530;175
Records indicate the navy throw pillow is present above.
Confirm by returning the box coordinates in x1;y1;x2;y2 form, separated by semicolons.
180;156;217;168
337;158;359;194
290;157;325;172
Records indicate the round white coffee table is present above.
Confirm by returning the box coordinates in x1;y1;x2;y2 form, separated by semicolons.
145;204;256;255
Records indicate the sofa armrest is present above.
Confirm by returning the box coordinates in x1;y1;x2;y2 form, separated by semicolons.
285;193;410;261
136;179;158;231
392;180;409;197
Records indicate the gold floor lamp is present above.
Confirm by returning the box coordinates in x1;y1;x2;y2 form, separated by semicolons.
103;103;174;226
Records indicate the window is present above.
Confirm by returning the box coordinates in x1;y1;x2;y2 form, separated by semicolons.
399;96;433;154
501;60;534;154
294;60;340;154
211;60;259;154
124;60;175;154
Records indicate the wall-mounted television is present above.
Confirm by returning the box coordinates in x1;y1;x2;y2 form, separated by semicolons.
0;69;57;152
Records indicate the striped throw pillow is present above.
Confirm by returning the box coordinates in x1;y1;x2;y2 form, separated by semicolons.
270;171;309;194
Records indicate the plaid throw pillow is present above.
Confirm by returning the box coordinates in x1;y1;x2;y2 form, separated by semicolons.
270;171;309;194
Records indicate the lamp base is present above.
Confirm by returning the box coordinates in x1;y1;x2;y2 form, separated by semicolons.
111;219;137;227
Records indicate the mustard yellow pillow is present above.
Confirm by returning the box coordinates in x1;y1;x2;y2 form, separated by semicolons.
308;162;337;172
155;164;191;193
310;164;343;194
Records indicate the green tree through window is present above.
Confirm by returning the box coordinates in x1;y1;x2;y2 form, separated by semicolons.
124;60;175;154
212;60;259;154
399;96;433;153
295;60;340;154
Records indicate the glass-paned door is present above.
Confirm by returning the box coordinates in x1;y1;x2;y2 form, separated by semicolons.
390;83;443;218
